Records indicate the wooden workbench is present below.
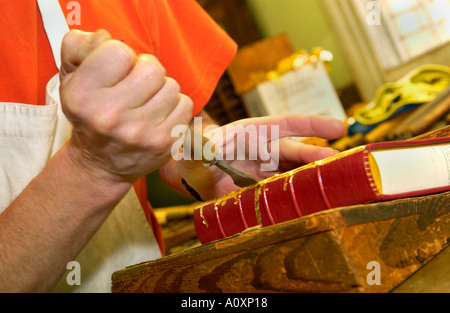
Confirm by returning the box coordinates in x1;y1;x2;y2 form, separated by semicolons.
111;127;450;293
112;190;449;293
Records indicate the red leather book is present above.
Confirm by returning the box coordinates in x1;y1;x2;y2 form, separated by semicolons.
193;137;450;244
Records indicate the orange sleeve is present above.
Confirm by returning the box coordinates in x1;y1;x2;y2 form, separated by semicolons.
152;0;238;116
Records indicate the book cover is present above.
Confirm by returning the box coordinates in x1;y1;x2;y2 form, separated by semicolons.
193;137;450;244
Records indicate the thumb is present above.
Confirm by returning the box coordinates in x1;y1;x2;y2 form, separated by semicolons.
178;158;220;189
60;29;112;77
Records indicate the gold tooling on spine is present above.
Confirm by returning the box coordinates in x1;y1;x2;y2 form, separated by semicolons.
254;184;263;226
200;206;208;228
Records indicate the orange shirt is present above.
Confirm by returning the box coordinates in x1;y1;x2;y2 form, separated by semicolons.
0;0;237;254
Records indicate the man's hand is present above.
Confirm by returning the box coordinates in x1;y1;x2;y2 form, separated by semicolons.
60;30;193;183
160;114;346;200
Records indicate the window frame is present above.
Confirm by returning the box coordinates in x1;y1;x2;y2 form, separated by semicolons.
378;0;450;64
319;0;450;101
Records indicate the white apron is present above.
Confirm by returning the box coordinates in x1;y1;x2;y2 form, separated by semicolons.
0;0;161;292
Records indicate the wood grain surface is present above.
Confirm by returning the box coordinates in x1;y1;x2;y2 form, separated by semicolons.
112;191;449;293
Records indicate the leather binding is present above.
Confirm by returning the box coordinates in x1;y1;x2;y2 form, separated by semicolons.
193;137;450;244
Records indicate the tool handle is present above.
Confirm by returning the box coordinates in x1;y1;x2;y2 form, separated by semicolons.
185;125;219;164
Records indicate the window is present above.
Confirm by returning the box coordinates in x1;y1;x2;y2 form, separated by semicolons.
353;0;450;69
320;0;450;101
381;0;450;62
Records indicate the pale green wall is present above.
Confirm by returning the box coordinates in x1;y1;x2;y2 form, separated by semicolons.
245;0;354;90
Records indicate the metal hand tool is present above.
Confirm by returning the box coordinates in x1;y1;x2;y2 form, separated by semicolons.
183;126;259;188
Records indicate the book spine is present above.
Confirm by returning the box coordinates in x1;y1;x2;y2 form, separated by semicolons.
194;148;381;244
314;150;379;209
259;165;324;226
194;137;450;244
193;187;261;244
258;150;380;227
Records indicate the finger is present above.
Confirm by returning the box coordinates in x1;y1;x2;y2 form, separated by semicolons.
60;29;112;76
159;93;194;130
72;39;137;88
232;114;346;143
136;77;182;124
113;93;193;149
114;54;167;109
278;138;340;165
177;158;225;198
113;54;168;109
119;78;184;134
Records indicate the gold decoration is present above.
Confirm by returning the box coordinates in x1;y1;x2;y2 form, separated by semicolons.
249;47;334;87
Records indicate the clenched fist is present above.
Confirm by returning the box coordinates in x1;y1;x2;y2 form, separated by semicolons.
59;30;193;183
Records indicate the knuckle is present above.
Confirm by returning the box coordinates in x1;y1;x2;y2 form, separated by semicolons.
92;106;121;133
123;123;145;145
151;135;172;152
60;82;87;117
154;77;183;107
62;30;85;50
61;30;94;72
179;94;194;118
105;40;136;70
165;77;181;95
139;54;167;81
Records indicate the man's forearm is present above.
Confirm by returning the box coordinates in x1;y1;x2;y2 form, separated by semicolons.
0;143;132;292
